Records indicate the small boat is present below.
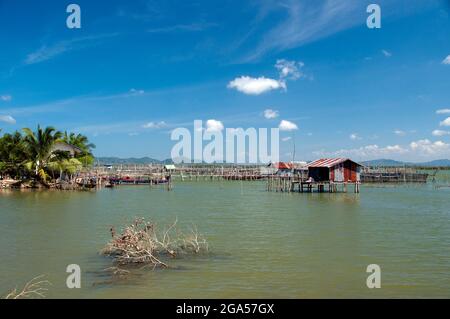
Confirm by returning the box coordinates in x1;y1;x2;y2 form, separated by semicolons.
105;181;115;188
75;177;97;188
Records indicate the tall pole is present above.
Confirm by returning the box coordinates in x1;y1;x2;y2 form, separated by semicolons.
291;131;296;175
292;131;296;163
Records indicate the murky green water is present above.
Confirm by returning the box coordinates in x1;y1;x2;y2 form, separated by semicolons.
1;181;449;298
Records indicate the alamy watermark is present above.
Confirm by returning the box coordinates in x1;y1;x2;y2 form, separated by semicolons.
170;120;280;164
66;4;81;29
66;264;81;289
367;4;381;29
366;264;381;289
64;4;380;31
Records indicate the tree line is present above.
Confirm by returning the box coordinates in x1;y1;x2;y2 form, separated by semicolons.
0;125;95;184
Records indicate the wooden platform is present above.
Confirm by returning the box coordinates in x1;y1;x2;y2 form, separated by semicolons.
267;177;360;193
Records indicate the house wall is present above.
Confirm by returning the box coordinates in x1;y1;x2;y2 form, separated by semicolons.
309;167;330;181
331;163;345;182
309;160;361;183
343;161;360;182
330;161;361;182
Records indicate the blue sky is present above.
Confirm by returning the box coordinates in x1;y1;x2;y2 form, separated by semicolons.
1;0;450;162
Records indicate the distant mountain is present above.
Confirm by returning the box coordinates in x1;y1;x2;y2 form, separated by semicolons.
95;157;173;165
362;158;450;167
94;157;450;167
416;159;450;167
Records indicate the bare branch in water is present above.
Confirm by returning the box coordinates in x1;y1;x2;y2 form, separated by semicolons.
101;218;208;269
3;275;51;299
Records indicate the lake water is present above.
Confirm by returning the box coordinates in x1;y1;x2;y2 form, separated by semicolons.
0;180;449;298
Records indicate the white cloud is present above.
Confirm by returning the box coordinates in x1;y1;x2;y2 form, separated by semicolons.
275;59;304;80
279;120;298;131
281;137;291;142
410;139;450;155
142;121;167;129
263;109;279;119
350;133;362;140
0;115;16;124
442;55;450;65
314;139;450;161
432;130;450;137
436;108;450;114
227;76;285;95
394;130;406;136
314;144;408;159
228;59;306;95
382;50;392;57
1;95;12;102
440;117;450;127
205;119;224;133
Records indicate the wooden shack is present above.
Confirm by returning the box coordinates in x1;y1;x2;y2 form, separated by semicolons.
51;142;83;157
307;158;362;183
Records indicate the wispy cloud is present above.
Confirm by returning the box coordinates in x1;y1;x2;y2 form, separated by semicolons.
129;88;145;96
142;121;167;129
350;133;362;140
1;95;12;102
243;0;364;61
0;92;135;117
442;55;450;65
275;59;305;80
25;34;120;65
314;144;407;159
382;49;392;57
0;115;16;124
436;108;450;114
240;0;431;62
263;109;279;119
147;22;217;33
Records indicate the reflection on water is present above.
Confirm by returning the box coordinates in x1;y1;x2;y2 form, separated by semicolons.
0;181;449;298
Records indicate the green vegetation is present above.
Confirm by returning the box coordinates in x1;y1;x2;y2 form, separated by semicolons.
0;125;95;186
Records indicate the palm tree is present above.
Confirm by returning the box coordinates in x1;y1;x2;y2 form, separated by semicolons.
62;131;96;166
0;131;28;179
63;132;95;153
22;125;63;181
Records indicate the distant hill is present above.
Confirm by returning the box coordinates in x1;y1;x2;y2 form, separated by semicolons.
95;157;173;165
416;159;450;167
362;159;450;167
94;157;450;167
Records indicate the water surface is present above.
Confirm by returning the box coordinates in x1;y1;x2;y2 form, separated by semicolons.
0;181;449;298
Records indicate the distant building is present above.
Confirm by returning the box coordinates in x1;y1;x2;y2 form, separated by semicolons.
51;142;83;157
307;158;362;182
272;162;293;171
164;164;176;172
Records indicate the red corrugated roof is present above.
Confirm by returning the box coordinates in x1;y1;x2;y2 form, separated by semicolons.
273;162;293;169
307;158;361;168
